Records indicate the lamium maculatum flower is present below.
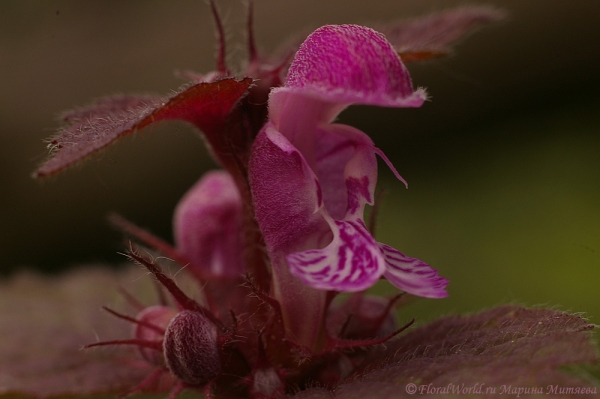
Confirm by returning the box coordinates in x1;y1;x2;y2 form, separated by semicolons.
249;25;448;347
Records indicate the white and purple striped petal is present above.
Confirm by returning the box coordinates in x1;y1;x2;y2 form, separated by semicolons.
287;219;386;292
380;244;449;298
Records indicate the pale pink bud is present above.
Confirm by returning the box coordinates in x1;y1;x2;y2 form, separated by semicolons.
173;170;245;278
133;305;178;367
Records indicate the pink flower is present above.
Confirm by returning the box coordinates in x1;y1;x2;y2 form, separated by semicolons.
174;170;244;279
249;25;448;345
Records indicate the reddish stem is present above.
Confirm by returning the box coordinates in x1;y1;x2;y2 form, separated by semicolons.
209;0;228;74
324;319;415;353
84;339;162;351
126;248;224;330
102;306;165;335
109;213;213;283
247;0;257;63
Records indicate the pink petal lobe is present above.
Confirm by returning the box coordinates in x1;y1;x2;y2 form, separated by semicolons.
35;78;252;178
249;124;327;254
276;24;427;113
287;219;385;292
173;170;244;278
249;125;329;348
380;243;449;298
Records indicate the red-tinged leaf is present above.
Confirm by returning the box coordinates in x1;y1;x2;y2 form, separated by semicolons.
60;95;160;122
379;7;506;60
34;77;253;178
0;266;173;397
290;306;598;399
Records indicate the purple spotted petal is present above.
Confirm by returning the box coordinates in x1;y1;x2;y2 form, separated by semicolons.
287;219;385;291
173;170;244;278
313;126;357;219
380;243;449;298
313;124;377;220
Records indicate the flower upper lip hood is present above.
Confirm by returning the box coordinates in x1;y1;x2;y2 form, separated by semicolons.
250;25;448;301
269;24;428;129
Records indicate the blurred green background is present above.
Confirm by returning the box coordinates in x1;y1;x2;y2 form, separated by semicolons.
1;0;599;331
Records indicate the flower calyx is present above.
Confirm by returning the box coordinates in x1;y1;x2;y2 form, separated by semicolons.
86;247;241;398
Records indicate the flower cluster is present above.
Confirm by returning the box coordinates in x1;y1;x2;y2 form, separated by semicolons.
34;2;503;398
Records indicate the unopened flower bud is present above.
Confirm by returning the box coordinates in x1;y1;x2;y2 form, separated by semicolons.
163;310;221;386
173;170;245;279
133;305;178;367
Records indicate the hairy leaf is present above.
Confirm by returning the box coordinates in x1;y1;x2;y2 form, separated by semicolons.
291;306;597;398
34;78;252;178
0;267;171;397
379;7;506;62
1;266;595;399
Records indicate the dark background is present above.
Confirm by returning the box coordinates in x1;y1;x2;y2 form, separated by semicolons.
1;1;599;326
